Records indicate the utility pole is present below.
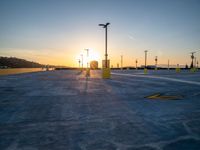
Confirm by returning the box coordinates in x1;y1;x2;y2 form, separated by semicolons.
194;57;197;68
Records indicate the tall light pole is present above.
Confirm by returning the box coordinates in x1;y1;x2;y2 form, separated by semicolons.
85;49;90;77
81;54;83;70
135;59;138;69
168;59;170;70
85;49;89;68
78;59;81;68
190;52;196;68
144;50;148;68
99;22;110;68
121;55;123;70
155;56;158;69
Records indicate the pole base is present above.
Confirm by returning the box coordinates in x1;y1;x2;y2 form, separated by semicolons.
144;68;148;74
190;68;197;73
176;68;181;73
86;68;90;77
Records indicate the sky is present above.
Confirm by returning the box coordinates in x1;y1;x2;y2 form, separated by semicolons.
0;0;200;67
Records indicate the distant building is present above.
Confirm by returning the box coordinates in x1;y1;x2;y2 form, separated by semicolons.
90;60;98;69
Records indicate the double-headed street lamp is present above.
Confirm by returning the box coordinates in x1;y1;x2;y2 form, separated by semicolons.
99;22;110;68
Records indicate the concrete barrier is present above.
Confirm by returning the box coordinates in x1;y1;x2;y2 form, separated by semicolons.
0;68;44;76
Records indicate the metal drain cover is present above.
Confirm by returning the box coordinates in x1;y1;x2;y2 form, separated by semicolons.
145;93;183;100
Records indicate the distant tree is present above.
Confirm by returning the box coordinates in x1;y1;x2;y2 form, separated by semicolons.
0;56;43;68
185;64;188;69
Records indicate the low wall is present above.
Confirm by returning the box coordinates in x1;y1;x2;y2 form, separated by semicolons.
0;68;44;76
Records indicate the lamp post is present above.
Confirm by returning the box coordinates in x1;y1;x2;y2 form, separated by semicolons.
85;49;89;68
121;55;123;70
78;59;81;68
85;49;90;77
190;52;196;68
81;54;83;70
168;59;170;70
144;50;148;68
155;56;158;70
135;59;138;69
99;22;110;68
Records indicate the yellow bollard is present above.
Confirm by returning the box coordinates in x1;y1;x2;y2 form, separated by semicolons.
190;68;198;73
190;68;195;73
144;68;148;74
102;68;111;79
86;68;90;77
176;67;181;73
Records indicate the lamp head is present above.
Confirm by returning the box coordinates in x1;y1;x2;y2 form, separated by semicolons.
99;24;105;27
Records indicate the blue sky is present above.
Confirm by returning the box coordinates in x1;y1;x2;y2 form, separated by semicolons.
0;0;200;67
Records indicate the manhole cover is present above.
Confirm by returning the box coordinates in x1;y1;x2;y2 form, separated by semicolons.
145;93;183;100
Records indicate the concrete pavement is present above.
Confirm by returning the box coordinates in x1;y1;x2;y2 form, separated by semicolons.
0;70;200;150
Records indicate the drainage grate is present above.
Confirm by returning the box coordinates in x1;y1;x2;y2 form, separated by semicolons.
145;93;183;100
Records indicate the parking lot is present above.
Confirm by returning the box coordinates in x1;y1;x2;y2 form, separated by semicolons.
0;69;200;150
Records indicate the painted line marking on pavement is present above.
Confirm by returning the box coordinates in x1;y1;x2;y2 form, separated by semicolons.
145;93;183;100
111;72;200;86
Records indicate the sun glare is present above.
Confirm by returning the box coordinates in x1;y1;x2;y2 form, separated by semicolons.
75;49;101;67
89;50;100;61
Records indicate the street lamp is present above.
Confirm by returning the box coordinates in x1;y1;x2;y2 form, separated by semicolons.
121;55;123;70
80;54;83;70
84;49;90;77
190;52;196;68
155;56;158;70
85;49;89;68
99;22;110;68
168;59;170;70
144;50;148;74
144;50;148;68
78;59;81;68
135;59;138;70
99;22;111;78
